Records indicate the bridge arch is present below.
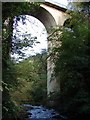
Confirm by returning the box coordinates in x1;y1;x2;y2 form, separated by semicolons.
30;3;69;95
12;2;69;95
34;6;57;30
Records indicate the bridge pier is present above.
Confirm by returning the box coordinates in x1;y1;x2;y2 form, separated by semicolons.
35;2;69;95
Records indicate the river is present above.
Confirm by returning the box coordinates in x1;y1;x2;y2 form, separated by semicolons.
23;104;68;120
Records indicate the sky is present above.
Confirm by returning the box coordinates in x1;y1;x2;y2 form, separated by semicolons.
11;15;47;62
45;0;68;8
11;0;69;62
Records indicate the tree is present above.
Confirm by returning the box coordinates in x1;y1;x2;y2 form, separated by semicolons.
11;52;47;105
51;2;90;119
2;2;40;119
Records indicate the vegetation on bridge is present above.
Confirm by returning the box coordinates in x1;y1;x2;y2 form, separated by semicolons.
50;2;90;119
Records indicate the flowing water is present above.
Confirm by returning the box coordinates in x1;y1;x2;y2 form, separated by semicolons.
23;104;68;120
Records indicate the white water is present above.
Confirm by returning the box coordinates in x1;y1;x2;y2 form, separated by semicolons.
23;104;67;120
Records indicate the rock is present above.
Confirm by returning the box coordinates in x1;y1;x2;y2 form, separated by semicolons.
38;111;41;113
28;112;32;116
43;109;46;111
51;112;56;115
52;114;61;119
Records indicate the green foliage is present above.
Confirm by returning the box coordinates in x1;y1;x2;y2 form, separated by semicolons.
11;52;47;105
2;2;40;60
2;2;40;22
51;3;90;118
2;2;40;120
2;59;20;120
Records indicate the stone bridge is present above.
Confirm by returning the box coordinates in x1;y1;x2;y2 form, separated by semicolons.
34;1;69;95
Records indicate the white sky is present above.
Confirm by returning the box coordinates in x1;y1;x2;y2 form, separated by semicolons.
45;0;68;8
11;15;47;62
11;0;69;62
